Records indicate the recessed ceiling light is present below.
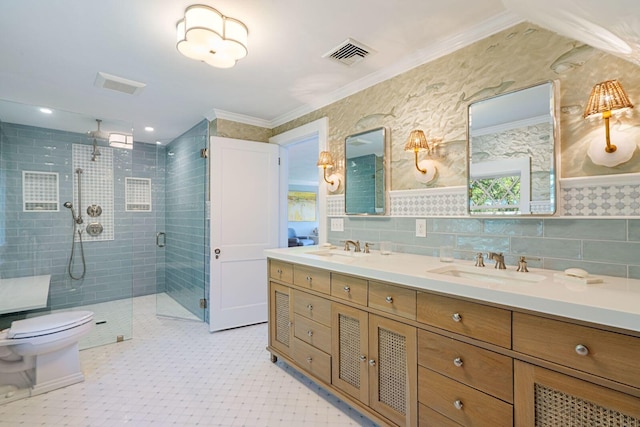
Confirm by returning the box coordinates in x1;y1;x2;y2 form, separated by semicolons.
145;126;154;132
156;141;162;145
40;108;52;114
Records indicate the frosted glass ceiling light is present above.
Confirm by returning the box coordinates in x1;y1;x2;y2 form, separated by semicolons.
109;133;133;150
176;5;248;69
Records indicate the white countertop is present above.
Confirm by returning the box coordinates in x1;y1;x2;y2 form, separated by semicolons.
265;246;640;333
0;274;51;315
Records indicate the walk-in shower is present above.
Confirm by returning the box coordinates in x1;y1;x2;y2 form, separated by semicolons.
64;168;86;280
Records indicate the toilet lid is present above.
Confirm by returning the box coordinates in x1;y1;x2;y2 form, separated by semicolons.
8;310;94;339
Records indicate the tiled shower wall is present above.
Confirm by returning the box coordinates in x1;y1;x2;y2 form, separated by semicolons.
0;122;166;324
327;216;640;280
0;123;134;316
164;120;208;319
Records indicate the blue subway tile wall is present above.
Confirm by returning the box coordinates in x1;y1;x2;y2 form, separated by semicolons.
328;216;640;279
164;121;207;320
0;124;128;326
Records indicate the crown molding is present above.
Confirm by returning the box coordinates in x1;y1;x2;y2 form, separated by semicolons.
204;11;524;130
205;108;272;128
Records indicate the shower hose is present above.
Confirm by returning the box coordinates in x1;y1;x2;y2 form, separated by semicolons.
68;225;86;280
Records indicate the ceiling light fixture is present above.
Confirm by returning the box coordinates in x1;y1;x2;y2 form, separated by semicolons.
39;108;53;114
109;133;133;150
144;126;154;132
176;4;248;69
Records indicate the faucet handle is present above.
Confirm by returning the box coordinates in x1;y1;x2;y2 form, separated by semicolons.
474;252;485;267
363;242;374;254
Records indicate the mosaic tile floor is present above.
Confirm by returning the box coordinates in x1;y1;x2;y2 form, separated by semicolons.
0;294;377;426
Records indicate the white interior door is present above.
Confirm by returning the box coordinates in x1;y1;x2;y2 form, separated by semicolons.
209;136;279;331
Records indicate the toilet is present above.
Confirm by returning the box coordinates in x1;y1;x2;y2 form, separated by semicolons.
0;310;94;403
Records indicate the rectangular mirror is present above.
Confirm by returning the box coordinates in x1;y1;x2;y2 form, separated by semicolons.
467;81;558;215
345;127;388;215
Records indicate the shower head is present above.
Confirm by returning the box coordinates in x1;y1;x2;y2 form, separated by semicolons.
64;202;73;209
87;119;109;140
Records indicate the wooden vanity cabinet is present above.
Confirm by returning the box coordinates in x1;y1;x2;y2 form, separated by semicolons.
267;258;640;427
331;302;418;426
269;282;293;359
514;361;640;426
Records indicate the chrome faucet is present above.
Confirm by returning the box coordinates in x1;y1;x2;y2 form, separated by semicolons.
488;252;506;269
343;240;361;253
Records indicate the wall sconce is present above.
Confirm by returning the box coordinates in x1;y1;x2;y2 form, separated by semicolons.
317;151;341;192
404;130;438;183
176;5;248;69
584;79;634;166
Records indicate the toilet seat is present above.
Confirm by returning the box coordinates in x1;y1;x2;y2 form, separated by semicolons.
7;311;94;339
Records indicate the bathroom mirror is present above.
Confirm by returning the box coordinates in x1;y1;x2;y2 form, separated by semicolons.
344;127;388;215
467;81;558;215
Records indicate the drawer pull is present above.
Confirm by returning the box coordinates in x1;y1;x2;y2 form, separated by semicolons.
385;296;393;303
452;312;462;322
276;268;282;275
359;355;367;362
306;276;312;283
307;330;313;337
306;356;313;363
369;359;376;366
306;304;313;311
453;400;464;410
343;286;350;293
575;344;589;356
453;357;463;367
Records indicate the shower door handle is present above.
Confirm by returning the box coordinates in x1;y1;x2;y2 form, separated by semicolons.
156;232;166;248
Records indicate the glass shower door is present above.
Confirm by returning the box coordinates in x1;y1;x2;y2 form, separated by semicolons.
154;121;208;321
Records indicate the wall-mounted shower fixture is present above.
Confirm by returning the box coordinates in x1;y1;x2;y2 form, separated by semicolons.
86;223;104;236
88;119;106;162
87;204;102;217
64;167;87;280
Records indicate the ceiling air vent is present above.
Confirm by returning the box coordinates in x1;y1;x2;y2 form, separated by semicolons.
323;38;375;66
94;72;146;95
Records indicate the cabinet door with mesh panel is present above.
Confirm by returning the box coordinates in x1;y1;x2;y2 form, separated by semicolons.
514;361;640;426
269;282;293;359
369;314;418;426
332;303;369;404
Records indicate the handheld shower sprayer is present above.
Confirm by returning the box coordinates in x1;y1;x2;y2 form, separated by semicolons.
63;201;82;224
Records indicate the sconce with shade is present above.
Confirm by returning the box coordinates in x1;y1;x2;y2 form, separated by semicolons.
404;130;438;183
176;5;248;69
584;79;634;167
317;151;341;192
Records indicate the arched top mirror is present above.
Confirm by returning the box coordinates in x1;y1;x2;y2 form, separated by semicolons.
467;81;558;216
344;127;388;215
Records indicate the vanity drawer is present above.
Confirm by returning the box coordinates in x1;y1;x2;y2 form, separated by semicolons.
417;293;511;348
269;259;293;284
293;290;331;326
293;265;330;294
294;313;331;354
419;403;462;427
513;312;640;388
331;273;368;306
368;281;416;320
418;330;513;403
293;338;331;384
419;367;513;427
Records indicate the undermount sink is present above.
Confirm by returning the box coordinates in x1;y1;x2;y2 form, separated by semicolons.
306;249;369;259
427;264;545;286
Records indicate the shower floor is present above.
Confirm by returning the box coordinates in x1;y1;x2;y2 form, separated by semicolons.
47;292;201;350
